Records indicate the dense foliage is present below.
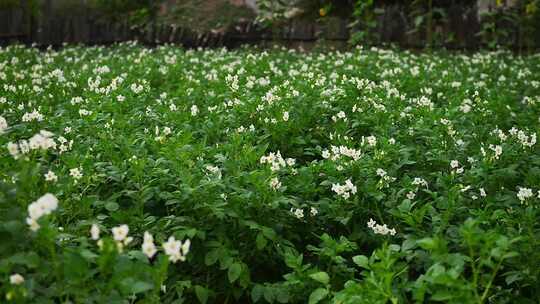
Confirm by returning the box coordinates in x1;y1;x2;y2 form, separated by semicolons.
1;43;540;303
2;0;539;49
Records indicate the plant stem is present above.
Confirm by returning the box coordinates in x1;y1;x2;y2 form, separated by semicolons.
479;258;503;304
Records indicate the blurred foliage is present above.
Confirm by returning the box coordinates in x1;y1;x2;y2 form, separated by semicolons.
1;0;539;49
349;0;383;45
477;0;540;51
89;0;160;29
0;0;19;10
0;0;39;17
164;0;255;33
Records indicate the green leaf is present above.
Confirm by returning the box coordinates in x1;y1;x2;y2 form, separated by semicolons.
7;252;40;268
80;249;98;261
204;250;219;266
284;249;301;269
309;271;330;285
308;288;328;304
417;237;436;250
264;286;276;303
228;262;242;283
261;227;276;240
256;233;267;250
195;285;209;304
251;285;264;303
352;255;369;269
275;287;289;303
130;281;153;294
414;15;425;27
104;201;119;211
431;290;453;301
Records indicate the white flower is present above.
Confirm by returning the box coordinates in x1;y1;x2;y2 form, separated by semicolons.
181;239;191;256
286;158;295;166
489;144;503;159
70;168;83;180
283;111;289;121
7;142;19;158
163;236;190;263
205;165;222;179
367;218;396;236
162;236;180;261
260;151;293;172
270;177;282;190
191;105;199;116
26;193;59;231
112;224;129;242
79;109;92;116
90;224;100;240
332;179;357;199
517;187;534;203
142;231;157;258
450;160;459;168
130;83;144;94
479;188;486;197
28;131;56;151
366;136;377;147
10;273;24;285
44;170;58;182
26;217;40;231
290;208;304;219
412;178;428;188
0;115;8;133
376;168;387;177
322;150;330;159
21;109;43;122
310;207;318;216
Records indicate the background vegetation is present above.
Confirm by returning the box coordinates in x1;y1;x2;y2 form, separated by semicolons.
0;0;539;49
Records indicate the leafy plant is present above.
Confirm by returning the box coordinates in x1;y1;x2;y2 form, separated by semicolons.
1;42;540;303
349;0;383;46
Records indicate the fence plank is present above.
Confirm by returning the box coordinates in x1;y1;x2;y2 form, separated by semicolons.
0;1;536;49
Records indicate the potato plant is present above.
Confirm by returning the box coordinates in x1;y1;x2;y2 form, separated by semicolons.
1;43;539;303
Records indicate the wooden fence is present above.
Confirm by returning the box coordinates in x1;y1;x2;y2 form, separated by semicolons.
0;0;536;49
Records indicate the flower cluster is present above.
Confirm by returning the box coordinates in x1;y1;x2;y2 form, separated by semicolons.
111;224;133;252
376;168;396;183
260;151;295;172
7;130;56;159
269;177;282;191
450;160;464;174
163;236;191;263
205;164;222;179
331;179;357;199
21;109;43;122
26;193;59;231
90;223;189;262
322;145;362;161
290;207;317;219
367;218;397;236
517;187;537;204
